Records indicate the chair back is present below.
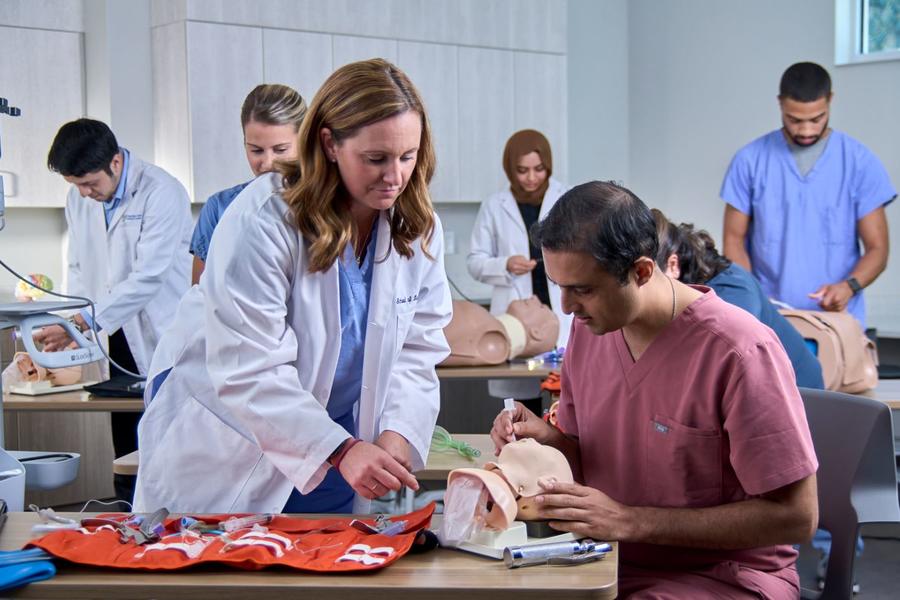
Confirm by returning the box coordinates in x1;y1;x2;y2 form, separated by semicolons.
799;387;900;599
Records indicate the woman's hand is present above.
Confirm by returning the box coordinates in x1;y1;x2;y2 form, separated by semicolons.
338;440;419;499
507;255;537;275
375;430;413;471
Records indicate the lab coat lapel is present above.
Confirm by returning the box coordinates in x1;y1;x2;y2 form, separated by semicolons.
105;156;143;235
500;191;527;234
357;213;393;443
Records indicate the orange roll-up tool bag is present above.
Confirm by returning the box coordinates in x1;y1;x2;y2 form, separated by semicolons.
27;503;434;572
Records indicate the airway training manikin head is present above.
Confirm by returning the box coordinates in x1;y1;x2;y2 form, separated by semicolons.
778;61;832;147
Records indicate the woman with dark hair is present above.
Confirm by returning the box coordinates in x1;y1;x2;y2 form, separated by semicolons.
652;209;823;389
135;59;452;514
467;130;571;410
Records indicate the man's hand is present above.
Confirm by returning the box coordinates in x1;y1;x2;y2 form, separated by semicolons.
338;440;419;500
809;281;854;312
506;255;537;276
375;430;412;471
533;479;635;541
490;401;556;454
32;325;73;352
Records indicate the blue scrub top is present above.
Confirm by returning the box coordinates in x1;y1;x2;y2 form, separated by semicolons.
707;264;824;389
283;221;378;513
190;181;251;261
721;129;896;327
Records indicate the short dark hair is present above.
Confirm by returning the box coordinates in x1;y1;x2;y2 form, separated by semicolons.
531;181;658;285
47;118;119;177
779;62;831;103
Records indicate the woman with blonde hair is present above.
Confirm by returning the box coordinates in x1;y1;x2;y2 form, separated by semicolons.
135;59;452;514
191;83;307;283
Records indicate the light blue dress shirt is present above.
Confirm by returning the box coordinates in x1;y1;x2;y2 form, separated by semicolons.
721;130;896;326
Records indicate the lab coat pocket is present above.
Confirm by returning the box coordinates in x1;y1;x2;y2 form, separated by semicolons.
644;414;723;508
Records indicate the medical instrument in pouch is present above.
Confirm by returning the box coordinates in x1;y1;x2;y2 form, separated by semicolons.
503;538;611;568
220;513;274;533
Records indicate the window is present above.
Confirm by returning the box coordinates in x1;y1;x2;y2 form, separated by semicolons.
863;0;900;53
835;0;900;64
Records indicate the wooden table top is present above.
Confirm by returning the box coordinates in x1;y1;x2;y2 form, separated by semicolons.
2;390;143;412
436;362;556;380
861;378;900;409
0;512;618;599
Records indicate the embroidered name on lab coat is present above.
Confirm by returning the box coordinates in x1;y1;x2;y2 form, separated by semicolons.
395;293;419;305
123;213;143;223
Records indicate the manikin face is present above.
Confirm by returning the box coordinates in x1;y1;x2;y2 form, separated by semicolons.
320;110;422;214
544;249;645;336
243;120;298;176
514;151;547;193
63;153;122;202
779;95;831;147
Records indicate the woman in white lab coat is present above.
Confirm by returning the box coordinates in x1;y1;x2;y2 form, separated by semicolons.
467;130;571;406
134;59;452;514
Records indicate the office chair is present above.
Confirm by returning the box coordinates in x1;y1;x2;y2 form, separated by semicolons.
799;388;900;599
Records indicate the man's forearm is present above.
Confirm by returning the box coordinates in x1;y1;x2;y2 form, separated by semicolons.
626;496;815;550
850;245;888;288
723;238;752;271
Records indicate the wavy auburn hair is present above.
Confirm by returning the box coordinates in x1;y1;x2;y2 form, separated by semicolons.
280;59;436;272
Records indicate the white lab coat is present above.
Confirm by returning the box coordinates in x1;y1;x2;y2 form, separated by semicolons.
467;178;572;398
65;152;192;375
134;173;452;514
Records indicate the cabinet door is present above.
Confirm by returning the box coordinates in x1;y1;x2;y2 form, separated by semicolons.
458;47;514;202
263;29;333;104
332;35;398;69
152;22;191;199
0;26;84;208
186;21;263;203
514;51;568;184
397;42;459;202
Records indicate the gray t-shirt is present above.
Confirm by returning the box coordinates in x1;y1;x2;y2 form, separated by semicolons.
788;133;829;177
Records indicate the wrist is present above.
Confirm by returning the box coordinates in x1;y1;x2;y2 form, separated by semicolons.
328;438;360;471
846;277;863;295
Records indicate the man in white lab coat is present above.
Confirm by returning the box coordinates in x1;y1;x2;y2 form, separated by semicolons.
40;118;192;504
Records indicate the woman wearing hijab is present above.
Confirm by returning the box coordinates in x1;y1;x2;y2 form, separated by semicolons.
467;130;571;411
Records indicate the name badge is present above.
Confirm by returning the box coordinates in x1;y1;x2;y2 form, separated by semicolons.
123;213;143;223
394;293;419;306
652;421;669;434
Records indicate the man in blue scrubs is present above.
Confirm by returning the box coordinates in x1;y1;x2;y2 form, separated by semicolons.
721;62;896;328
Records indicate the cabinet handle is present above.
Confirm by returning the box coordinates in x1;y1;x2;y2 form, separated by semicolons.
0;171;16;197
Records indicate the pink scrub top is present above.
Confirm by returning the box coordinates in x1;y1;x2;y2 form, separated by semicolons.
558;287;817;590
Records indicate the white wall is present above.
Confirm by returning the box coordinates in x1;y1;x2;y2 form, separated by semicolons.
568;0;900;332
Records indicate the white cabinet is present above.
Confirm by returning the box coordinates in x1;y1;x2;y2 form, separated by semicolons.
187;22;263;203
458;47;515;203
397;42;459;203
332;35;398;69
514;51;568;185
263;29;333;103
0;26;84;208
154;22;263;203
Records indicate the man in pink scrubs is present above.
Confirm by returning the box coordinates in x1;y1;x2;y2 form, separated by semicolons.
492;181;818;598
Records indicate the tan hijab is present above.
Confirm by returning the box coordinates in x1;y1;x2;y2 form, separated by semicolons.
502;129;553;206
